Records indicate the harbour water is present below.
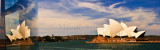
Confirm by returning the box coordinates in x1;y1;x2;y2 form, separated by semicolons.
3;40;160;50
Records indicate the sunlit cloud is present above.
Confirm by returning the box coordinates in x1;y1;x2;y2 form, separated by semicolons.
38;0;160;36
38;8;106;36
75;1;160;35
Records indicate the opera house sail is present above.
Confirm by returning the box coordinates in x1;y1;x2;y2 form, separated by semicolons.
97;19;146;38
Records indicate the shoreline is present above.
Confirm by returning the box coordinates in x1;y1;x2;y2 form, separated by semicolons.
85;36;160;44
0;43;34;47
86;41;160;44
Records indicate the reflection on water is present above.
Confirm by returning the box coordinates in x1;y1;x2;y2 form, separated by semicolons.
6;41;39;50
5;40;160;50
97;43;142;50
98;43;141;48
7;46;30;50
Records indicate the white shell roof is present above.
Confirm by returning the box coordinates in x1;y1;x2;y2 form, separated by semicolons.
6;21;31;41
109;19;124;38
97;19;145;38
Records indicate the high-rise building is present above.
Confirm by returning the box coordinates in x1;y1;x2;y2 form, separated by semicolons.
0;0;38;39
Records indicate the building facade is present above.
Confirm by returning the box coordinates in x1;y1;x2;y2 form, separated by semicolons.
0;0;38;39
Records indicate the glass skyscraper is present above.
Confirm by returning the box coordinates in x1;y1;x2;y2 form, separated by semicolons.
5;0;19;36
0;0;38;39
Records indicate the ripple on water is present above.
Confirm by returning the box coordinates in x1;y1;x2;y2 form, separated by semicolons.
5;40;160;50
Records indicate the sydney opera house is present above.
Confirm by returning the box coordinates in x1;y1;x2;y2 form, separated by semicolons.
97;19;146;38
4;21;34;46
86;19;148;43
6;21;31;42
0;0;37;47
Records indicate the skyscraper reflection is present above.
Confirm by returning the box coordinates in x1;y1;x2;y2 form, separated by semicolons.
0;0;38;39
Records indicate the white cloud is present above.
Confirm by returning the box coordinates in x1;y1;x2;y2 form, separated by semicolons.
144;24;160;35
38;0;160;35
76;1;160;35
78;2;107;12
38;8;106;36
108;2;125;9
19;1;36;16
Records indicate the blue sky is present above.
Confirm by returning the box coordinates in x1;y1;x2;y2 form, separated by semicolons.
38;0;160;36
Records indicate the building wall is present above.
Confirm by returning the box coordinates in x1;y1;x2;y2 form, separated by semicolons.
5;0;18;10
0;0;38;39
0;0;6;39
5;0;19;35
